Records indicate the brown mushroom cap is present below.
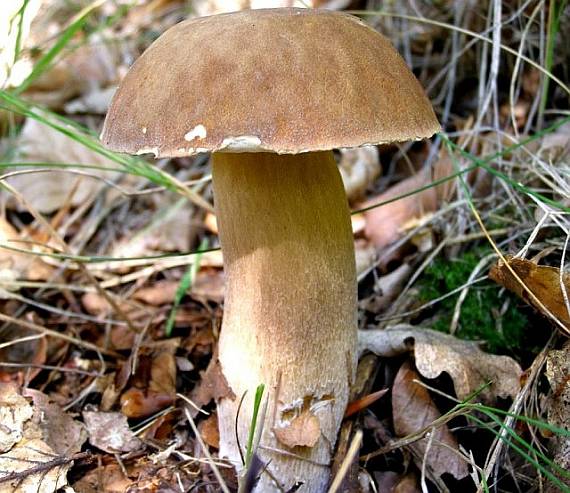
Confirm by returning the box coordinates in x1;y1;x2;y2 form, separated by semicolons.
101;8;440;157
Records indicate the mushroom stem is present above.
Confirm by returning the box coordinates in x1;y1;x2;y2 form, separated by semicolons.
212;151;357;492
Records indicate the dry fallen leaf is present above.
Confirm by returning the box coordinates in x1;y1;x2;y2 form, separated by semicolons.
359;151;454;249
83;409;142;453
72;462;138;493
489;256;570;330
111;197;194;258
0;437;71;493
339;145;381;202
392;361;469;480
545;342;570;492
120;350;177;419
359;263;412;313
24;389;87;456
0;384;85;493
374;471;420;493
7;118;122;213
199;413;220;449
274;410;321;448
0;383;33;453
0;217;52;284
190;358;235;414
358;325;522;403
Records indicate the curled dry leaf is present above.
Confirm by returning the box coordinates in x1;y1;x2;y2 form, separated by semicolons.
190;358;235;415
111;197;194;258
274;410;321;449
0;383;33;453
0;384;85;493
23;33;123;110
355;238;377;277
23;389;87;456
359;263;412;313
489;255;570;330
0;438;71;493
358;325;522;403
359;152;454;249
7;118;121;214
199;413;220;449
545;342;570;491
121;350;177;418
83;409;142;453
0;217;52;284
392;361;469;480
339;145;381;202
374;471;420;493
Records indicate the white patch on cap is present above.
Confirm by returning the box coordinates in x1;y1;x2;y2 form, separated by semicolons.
220;135;262;152
184;124;207;142
142;127;147;134
135;147;159;157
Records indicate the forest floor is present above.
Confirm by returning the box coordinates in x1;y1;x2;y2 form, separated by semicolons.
0;1;569;492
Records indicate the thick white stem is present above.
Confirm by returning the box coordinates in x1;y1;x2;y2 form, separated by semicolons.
212;151;357;492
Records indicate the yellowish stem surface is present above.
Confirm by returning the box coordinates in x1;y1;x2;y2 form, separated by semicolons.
212;151;357;492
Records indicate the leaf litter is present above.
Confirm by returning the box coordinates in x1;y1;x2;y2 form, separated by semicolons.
1;0;570;491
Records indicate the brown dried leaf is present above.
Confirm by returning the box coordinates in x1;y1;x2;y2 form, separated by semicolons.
359;325;522;403
120;351;176;418
0;437;71;493
361;169;435;249
374;471;421;493
489;256;570;329
0;383;33;453
274;410;321;448
72;463;137;493
190;358;235;412
0;326;46;383
339;145;380;202
7;118;121;213
111;196;194;258
0;385;84;492
0;217;52;284
199;413;220;449
83;409;142;453
392;361;469;480
192;268;225;302
359;263;412;313
134;280;179;306
23;389;87;456
360;154;454;249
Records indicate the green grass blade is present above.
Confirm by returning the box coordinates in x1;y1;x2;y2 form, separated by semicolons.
14;0;105;95
164;238;208;336
245;384;265;470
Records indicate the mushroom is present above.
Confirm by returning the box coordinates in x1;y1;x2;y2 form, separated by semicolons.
102;8;439;492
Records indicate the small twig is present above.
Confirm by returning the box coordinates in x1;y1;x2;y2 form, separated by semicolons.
0;452;92;485
0;312;120;358
179;394;231;493
328;430;363;493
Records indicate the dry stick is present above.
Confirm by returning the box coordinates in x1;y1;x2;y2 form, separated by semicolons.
0;312;119;358
179;395;231;493
328;430;363;493
360;405;470;463
0;180;138;336
0;333;44;349
479;339;553;491
0;452;91;485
